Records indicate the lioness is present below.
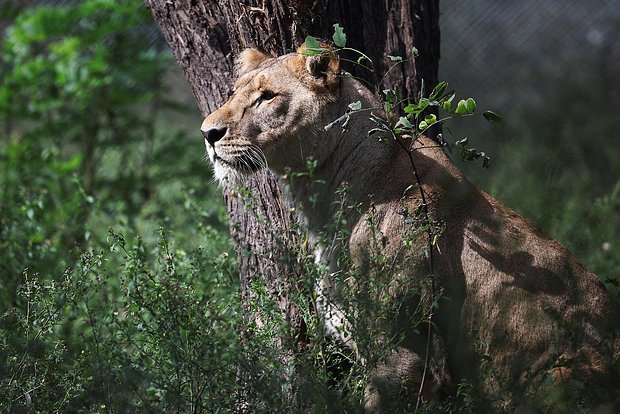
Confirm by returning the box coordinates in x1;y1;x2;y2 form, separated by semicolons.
201;44;616;410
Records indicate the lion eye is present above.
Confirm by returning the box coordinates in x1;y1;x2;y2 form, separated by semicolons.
259;91;277;102
254;90;278;108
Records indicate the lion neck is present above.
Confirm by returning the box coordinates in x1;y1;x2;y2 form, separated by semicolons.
283;77;408;233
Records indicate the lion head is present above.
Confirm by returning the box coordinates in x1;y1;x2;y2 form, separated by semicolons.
200;44;342;185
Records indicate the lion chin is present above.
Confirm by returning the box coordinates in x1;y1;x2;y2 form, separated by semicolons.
200;43;618;411
211;162;240;188
209;157;253;188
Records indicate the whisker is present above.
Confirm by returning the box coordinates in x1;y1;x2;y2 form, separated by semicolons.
250;144;268;169
205;141;272;189
248;146;266;170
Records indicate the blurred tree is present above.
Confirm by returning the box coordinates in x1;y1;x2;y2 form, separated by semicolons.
144;0;439;406
0;0;172;307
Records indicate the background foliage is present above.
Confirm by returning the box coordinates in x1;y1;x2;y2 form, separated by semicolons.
0;1;241;411
0;1;618;412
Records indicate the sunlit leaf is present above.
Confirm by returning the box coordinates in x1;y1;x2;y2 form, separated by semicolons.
455;99;468;115
429;81;447;99
466;97;476;113
403;103;416;114
418;99;430;112
332;23;347;47
304;36;322;55
424;114;437;125
396;116;413;129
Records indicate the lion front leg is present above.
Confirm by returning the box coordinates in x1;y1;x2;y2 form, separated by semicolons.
364;346;433;412
317;277;451;412
315;275;358;353
364;328;453;412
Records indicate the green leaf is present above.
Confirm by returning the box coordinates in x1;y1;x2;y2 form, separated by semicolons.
443;100;452;112
388;55;403;62
455;99;468;115
424;114;437;125
466;97;476;113
419;120;428;131
383;89;396;103
483;110;502;123
403;99;430;117
403;103;416;115
332;23;347;47
412;47;419;56
348;100;362;111
418;98;430;112
396;116;413;129
304;36;322;55
30;231;45;244
429;81;447;99
54;153;83;173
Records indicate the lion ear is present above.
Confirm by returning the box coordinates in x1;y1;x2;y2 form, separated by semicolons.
296;42;340;91
235;48;269;76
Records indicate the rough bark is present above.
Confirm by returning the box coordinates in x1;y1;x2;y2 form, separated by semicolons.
144;0;439;406
308;0;440;101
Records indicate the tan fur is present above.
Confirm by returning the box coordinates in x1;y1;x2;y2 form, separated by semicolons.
235;48;270;76
201;45;615;410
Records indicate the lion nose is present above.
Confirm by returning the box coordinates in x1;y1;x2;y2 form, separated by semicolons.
202;127;227;146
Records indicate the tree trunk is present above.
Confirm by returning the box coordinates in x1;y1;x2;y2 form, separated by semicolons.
144;0;439;406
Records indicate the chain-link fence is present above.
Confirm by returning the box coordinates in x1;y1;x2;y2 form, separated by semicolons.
439;0;620;113
9;0;620;140
17;0;620;115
